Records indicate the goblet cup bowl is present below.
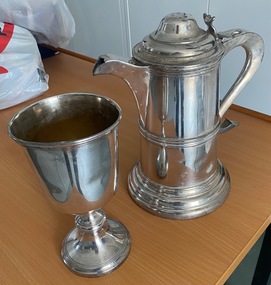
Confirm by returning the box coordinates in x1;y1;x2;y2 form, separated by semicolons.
8;93;131;277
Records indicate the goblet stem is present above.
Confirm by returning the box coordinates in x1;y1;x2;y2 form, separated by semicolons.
61;209;131;277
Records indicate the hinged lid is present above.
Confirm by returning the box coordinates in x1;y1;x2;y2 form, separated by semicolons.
132;12;224;66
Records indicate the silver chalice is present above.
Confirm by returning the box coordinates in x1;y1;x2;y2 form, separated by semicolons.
8;93;131;277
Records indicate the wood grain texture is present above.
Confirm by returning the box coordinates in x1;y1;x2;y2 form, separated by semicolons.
1;53;270;285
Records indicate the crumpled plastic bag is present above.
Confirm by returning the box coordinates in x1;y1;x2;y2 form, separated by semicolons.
0;22;49;110
0;0;75;48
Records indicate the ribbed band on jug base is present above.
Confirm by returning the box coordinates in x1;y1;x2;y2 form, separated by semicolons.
128;160;230;220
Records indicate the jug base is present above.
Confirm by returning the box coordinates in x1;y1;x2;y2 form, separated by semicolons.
128;160;230;219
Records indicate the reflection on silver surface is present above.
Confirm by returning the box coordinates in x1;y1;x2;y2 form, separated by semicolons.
8;93;131;277
26;137;110;208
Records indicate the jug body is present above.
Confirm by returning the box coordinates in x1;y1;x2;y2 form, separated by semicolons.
144;65;220;139
127;60;229;219
139;62;222;191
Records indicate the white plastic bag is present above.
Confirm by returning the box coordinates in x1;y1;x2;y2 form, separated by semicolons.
0;0;75;48
0;22;49;110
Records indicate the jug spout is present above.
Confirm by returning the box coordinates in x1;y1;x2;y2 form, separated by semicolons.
93;54;150;126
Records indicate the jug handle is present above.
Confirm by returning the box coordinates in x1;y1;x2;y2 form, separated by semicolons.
218;29;264;118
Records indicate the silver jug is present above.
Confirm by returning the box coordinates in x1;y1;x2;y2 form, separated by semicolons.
93;12;264;219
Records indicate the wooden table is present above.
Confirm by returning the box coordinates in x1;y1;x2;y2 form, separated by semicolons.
1;53;271;285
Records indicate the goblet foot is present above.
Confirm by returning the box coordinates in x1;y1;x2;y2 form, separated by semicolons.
61;209;131;277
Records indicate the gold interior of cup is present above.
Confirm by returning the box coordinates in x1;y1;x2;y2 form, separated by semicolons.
9;93;120;143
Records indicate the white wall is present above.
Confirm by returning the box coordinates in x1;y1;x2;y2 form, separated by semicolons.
65;0;131;57
65;0;271;115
